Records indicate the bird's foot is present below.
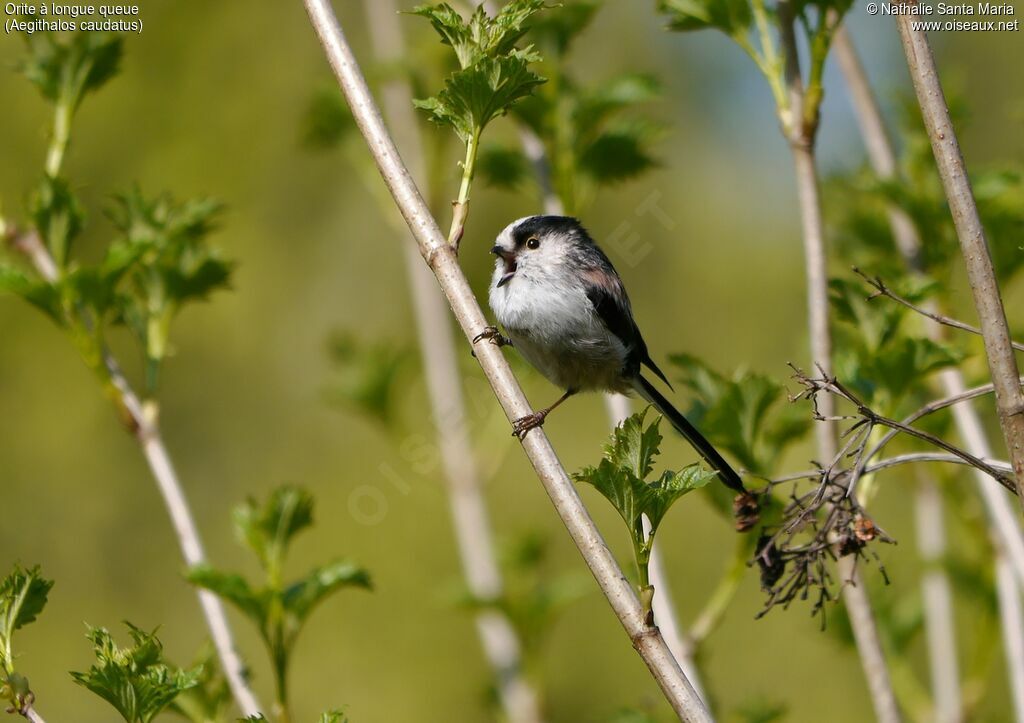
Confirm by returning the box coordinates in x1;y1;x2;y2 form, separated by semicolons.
512;410;547;439
473;326;511;348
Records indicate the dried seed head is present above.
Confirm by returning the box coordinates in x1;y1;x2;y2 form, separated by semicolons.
733;491;761;532
853;514;878;543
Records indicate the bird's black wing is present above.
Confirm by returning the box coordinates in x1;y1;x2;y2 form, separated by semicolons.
580;253;672;389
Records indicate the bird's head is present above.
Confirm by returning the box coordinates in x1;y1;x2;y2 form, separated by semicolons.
490;215;593;287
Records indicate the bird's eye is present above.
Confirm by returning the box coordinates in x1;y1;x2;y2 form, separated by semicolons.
526;236;540;250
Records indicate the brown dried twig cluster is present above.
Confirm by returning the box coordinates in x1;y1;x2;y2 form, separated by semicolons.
754;363;1018;621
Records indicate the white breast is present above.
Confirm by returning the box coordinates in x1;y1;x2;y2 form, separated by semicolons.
489;268;629;392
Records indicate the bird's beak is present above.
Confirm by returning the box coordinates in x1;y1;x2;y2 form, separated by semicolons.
491;245;517;287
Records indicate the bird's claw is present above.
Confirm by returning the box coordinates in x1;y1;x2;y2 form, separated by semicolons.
512;411;547;439
473;326;511;348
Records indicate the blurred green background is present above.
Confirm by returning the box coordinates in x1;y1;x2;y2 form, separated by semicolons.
1;2;1021;721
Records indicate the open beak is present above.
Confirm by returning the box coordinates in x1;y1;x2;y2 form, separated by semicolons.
491;245;517;287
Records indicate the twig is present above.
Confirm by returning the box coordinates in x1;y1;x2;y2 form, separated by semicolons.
864;453;1011;477
794;369;1017;494
22;707;46;723
853;267;1024;353
299;3;711;719
10;233;262;718
774;9;900;718
777;0;836;463
361;2;543;721
841;557;904;723
836;27;1024;592
914;472;963;723
896;11;1024;503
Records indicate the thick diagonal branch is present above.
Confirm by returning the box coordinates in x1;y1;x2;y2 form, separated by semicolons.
361;1;542;720
895;13;1024;502
300;2;710;719
836;21;1024;586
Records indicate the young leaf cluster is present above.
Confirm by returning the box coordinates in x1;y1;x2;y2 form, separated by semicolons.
410;1;546;142
0;565;53;714
829;277;963;417
1;32;233;400
187;486;371;717
71;623;202;723
829;99;1024;285
669;354;809;479
479;2;664;213
574;410;716;621
168;644;233;723
18;32;122;176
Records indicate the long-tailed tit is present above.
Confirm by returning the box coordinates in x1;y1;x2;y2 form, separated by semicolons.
479;215;746;494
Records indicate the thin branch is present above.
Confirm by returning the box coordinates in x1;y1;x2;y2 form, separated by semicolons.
840;557;904;723
896;11;1024;504
300;3;710;719
794;369;1017;494
853;267;1024;353
22;707;46;723
9;233;262;718
914;472;964;723
361;2;543;721
864;452;1011;477
836;27;1024;593
773;8;899;719
862;377;1024;479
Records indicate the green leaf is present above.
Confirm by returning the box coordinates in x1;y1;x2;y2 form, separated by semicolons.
527;0;602;57
575;411;712;535
645;465;717;533
410;1;545;69
604;408;662;480
71;623;201;723
579;125;660;183
167;644;232;723
659;0;753;36
576;458;648;531
732;696;788;723
0;565;54;671
185;566;268;630
669;354;809;477
29;175;84;268
415;50;545;141
319;710;349;723
282;560;372;624
325;332;412;428
411;1;547;141
103;188;231;389
19;32;122;109
232;485;314;571
302;86;355;150
0;265;63;324
476;144;532;190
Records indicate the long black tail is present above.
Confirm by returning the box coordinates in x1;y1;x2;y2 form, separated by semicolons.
632;375;747;494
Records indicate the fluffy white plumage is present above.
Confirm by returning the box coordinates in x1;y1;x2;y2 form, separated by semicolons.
488;217;630;393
